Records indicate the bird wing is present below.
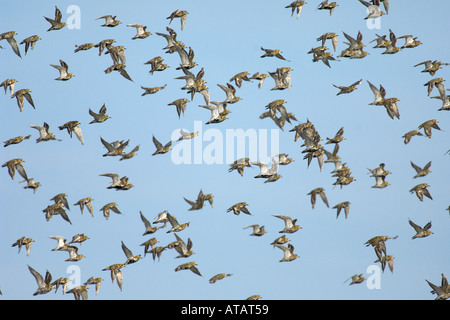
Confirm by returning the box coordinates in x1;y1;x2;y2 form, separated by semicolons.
367;80;382;102
88;108;99;119
423;221;432;231
15;163;28;181
217;83;233;100
110;205;121;214
28;265;45;289
6;36;21;58
30;125;46;138
173;235;188;255
274;244;290;258
441;274;448;289
374;175;385;186
408;219;423;233
167;213;180;227
73;125;84;145
127;23;143;31
410;161;422;174
59;209;72;224
240;206;251;215
140;211;152;229
184;197;197;207
121;241;134;259
53;6;63;22
97;15;113;22
114;270;123;291
382;0;389;14
319;191;329;207
190;266;202;276
309;192;317;208
199;104;219;118
173;45;190;65
100;137;115;152
422;188;433;200
85;200;94;216
351;79;363;87
180;15;187;31
51;62;68;78
118;67;132;82
152;136;163;150
342;32;358;48
100;173;120;185
358;0;371;8
435;82;446;99
99;103;107;114
273;214;293;228
49;236;65;248
426;280;444;297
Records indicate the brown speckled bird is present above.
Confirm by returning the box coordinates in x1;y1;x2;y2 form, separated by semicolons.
333;79;362;95
12;236;34;256
227;202;251;215
274;243;299;262
409;183;432;201
243;224;267;236
121;241;142;265
74;43;95;53
402;130;423;144
3;135;31;147
374;255;394;273
418;119;441;138
51;59;74;81
100;202;121;220
209;273;232;284
152;135;172;155
410;161;431;178
2;158;28;180
345;274;366;285
333;201;350;219
44;6;66;31
0;31;21;57
307;187;329;209
414;60;449;76
408;219;433;239
20;35;41;54
11;88;35;112
167;10;188;30
166;213;190;233
30;122;61;143
285;1;307;19
175;261;201;276
1;78;18;97
96;15;121;27
317;0;338;16
28;265;54;296
272;214;302;233
89;104;110;124
102;264;125;291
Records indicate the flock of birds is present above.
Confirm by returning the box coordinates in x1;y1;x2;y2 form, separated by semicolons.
1;1;449;300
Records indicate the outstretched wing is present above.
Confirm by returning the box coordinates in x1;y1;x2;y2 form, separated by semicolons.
408;219;423;233
121;241;134;259
28;265;44;289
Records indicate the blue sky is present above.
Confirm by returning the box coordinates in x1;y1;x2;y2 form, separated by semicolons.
0;0;449;300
